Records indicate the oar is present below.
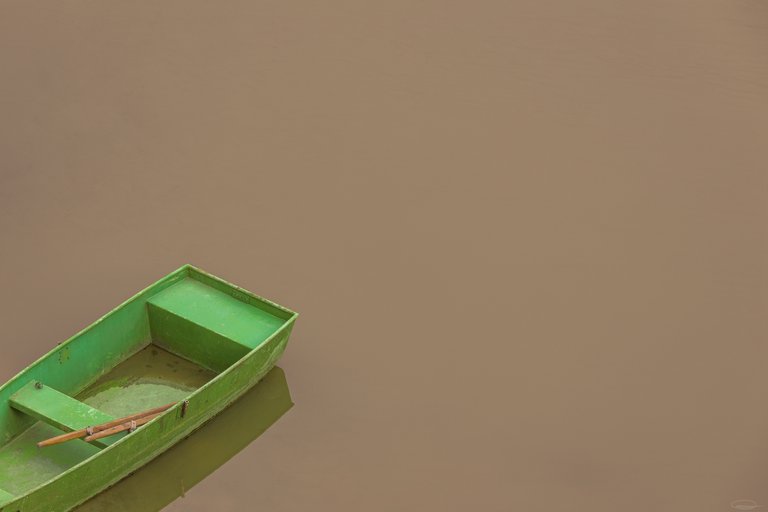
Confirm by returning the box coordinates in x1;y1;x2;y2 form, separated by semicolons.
37;402;178;448
83;412;163;442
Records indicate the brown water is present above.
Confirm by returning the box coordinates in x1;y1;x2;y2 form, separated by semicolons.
0;1;767;511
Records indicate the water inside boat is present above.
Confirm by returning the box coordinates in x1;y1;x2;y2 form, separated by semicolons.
0;345;217;496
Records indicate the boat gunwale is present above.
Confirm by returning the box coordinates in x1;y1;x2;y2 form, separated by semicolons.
0;264;298;506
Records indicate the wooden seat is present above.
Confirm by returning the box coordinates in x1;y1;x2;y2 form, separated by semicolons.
148;278;284;350
147;278;285;371
9;382;119;448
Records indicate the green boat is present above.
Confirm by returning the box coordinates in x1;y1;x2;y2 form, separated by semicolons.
0;265;298;512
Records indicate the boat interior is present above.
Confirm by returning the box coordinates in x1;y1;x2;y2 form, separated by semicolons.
0;268;292;504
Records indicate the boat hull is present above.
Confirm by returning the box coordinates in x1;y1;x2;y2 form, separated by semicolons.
0;266;296;512
13;329;289;512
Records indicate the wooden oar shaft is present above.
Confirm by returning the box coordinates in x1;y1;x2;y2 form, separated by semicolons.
37;402;177;448
83;412;161;442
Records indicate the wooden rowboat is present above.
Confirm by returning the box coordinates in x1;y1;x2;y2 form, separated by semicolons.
0;265;297;511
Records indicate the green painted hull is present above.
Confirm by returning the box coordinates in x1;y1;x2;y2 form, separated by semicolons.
0;265;297;512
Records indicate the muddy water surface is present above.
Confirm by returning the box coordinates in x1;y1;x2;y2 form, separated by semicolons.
0;1;767;511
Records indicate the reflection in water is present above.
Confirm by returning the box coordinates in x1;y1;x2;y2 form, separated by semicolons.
75;367;293;511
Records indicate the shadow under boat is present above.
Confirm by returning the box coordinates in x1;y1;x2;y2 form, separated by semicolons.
75;366;293;511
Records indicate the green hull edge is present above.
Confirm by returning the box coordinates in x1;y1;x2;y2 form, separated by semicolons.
0;265;297;512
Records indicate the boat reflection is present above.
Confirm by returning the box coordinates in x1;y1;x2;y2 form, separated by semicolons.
75;366;293;511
